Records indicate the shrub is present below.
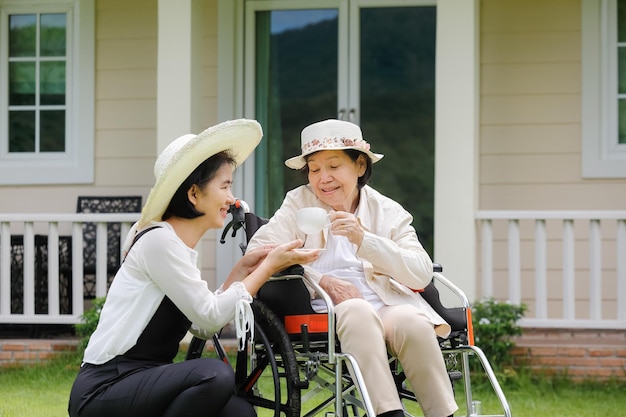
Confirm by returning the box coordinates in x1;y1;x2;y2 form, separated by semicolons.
472;298;527;370
74;297;106;352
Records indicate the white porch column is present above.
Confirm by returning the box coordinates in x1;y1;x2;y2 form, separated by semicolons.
157;0;202;153
434;0;480;302
157;0;213;290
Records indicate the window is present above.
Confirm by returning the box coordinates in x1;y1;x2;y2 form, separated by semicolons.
582;0;626;178
0;0;94;184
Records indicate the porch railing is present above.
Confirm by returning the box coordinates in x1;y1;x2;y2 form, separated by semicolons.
3;211;626;330
476;211;626;329
0;213;139;325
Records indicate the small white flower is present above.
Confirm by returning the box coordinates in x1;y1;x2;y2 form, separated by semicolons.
479;318;490;325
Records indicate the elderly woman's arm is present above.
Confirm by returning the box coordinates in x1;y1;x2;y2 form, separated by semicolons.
357;210;433;291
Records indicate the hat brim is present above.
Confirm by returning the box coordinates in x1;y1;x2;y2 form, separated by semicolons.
285;148;383;170
139;119;262;227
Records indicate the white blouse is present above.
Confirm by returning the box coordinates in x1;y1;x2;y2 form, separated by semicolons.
83;221;252;365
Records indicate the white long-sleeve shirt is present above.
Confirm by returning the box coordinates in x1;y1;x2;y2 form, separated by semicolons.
83;221;251;365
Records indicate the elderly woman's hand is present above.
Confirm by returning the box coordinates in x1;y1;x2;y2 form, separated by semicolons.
329;210;364;247
319;275;363;305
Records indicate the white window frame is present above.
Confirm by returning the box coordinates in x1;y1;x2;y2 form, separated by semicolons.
582;0;626;178
0;0;94;185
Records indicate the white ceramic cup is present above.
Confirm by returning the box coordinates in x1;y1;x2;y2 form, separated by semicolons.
296;207;329;235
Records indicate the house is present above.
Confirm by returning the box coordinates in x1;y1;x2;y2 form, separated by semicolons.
1;0;625;374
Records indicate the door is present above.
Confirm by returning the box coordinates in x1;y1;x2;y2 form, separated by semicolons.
245;0;436;253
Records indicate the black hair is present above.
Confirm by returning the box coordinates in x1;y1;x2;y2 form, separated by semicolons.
162;150;236;221
302;149;372;189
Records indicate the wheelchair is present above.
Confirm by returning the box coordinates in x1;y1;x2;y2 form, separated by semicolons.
186;201;512;417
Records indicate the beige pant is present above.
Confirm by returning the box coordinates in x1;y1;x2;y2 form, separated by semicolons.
335;299;458;417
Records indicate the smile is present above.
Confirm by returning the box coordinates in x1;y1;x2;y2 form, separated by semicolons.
321;185;340;193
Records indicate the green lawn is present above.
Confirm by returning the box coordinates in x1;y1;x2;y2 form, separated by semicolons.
1;351;625;417
0;353;79;417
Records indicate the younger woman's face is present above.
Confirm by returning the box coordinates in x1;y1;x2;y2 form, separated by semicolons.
193;162;236;229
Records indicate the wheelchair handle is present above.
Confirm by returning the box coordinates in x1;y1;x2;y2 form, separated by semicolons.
219;199;250;244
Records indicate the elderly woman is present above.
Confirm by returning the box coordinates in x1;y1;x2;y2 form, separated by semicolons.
68;119;319;417
247;119;458;417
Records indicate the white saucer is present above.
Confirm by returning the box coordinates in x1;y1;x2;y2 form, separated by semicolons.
293;248;325;253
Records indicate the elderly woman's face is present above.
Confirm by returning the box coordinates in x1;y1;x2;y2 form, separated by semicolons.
306;150;366;213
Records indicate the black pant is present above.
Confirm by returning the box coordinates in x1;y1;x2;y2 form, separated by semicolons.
68;357;255;417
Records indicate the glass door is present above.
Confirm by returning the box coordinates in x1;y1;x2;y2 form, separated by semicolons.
246;1;346;215
245;0;436;253
354;3;436;252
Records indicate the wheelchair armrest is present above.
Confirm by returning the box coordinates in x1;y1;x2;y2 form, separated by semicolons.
421;272;474;344
431;272;470;309
300;275;337;362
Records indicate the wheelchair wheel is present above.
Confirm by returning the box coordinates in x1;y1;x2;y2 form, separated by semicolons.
184;300;301;417
242;299;301;417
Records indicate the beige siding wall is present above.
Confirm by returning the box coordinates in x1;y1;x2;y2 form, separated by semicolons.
479;0;626;319
199;0;219;127
95;0;158;197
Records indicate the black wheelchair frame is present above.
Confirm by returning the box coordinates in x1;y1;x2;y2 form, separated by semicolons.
186;201;512;417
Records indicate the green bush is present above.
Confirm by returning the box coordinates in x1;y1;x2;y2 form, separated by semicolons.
472;298;526;370
74;297;106;352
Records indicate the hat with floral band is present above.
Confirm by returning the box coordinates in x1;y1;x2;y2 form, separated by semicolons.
284;119;384;170
138;118;263;228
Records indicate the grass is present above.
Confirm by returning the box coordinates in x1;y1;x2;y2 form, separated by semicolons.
451;370;626;417
1;351;626;417
0;352;79;417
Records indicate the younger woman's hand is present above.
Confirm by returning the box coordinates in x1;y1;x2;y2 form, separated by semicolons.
224;245;275;288
264;239;320;274
232;240;321;296
239;246;273;275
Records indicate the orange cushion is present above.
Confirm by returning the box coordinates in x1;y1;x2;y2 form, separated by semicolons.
284;314;329;334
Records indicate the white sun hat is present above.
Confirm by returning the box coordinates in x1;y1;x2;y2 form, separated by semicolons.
139;119;263;227
284;119;383;170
